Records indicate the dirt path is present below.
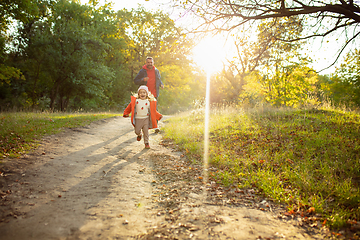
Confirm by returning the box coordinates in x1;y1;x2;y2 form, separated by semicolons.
0;117;329;239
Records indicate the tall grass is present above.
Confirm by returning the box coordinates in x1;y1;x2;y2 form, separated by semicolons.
162;106;360;229
0;112;120;158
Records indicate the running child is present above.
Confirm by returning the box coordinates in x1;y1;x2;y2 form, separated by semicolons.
123;85;162;149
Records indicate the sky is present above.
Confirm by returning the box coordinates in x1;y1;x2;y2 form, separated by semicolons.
81;0;353;75
90;0;172;13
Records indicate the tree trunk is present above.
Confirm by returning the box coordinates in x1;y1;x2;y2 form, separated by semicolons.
49;79;61;110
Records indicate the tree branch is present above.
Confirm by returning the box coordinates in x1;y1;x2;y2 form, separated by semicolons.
317;30;360;73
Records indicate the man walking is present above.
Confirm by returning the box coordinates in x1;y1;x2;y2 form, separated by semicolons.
134;57;164;133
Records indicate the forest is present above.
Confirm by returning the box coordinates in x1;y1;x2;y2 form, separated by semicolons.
1;0;360;114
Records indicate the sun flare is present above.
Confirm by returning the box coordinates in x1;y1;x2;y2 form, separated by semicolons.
192;36;229;73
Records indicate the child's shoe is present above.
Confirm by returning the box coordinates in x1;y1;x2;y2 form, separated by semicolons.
137;134;142;141
145;143;150;149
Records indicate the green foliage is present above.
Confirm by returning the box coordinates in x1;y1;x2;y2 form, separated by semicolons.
2;0;359;115
253;18;320;107
159;64;204;114
238;71;265;106
1;1;199;112
0;0;41;31
0;0;45;97
117;7;199;114
15;0;119;111
262;63;319;107
258;17;304;62
0;64;24;84
118;6;193;66
163;106;360;229
0;112;119;158
212;17;319;108
328;49;360;108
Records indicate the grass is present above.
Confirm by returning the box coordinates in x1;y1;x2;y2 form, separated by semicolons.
0;112;120;158
162;106;360;230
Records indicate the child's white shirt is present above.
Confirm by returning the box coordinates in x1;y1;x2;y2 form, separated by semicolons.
135;99;150;119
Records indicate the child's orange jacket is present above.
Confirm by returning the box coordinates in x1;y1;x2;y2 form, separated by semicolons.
123;95;162;129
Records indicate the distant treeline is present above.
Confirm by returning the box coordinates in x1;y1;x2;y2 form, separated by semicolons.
0;0;202;113
1;0;359;113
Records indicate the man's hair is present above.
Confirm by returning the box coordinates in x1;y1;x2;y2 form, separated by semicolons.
146;57;153;61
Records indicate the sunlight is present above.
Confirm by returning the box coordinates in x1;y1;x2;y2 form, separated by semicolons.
193;35;230;198
203;69;210;191
192;35;228;73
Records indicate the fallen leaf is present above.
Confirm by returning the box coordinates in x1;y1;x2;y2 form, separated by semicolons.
332;232;342;236
322;219;327;226
307;207;315;214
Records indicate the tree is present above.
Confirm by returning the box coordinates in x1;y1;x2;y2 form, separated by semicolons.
1;1;201;112
12;0;119;111
117;7;193;76
212;16;305;105
257;18;318;107
176;0;360;68
261;62;318;107
329;49;360;107
0;0;43;93
0;0;40;28
116;7;200;113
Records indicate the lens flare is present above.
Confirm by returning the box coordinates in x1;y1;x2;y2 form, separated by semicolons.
192;36;227;73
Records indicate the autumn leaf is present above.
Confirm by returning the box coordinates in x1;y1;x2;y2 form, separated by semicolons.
307;207;315;214
322;219;327;226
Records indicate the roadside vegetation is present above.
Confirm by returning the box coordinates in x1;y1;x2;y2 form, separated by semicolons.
2;0;360;233
162;105;360;230
2;0;360;238
0;112;119;158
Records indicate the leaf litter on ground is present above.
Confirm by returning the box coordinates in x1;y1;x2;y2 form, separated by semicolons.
160;108;360;239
